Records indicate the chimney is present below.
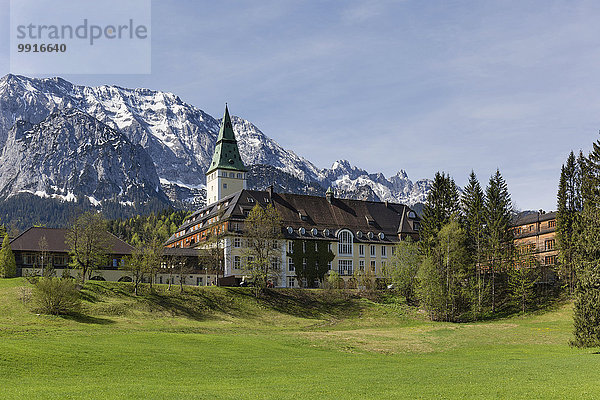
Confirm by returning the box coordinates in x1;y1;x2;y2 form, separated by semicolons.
268;185;274;198
326;187;334;204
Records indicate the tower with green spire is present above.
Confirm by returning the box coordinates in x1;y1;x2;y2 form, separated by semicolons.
206;105;248;205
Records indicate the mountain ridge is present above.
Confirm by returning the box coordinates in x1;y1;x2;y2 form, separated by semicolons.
0;74;432;209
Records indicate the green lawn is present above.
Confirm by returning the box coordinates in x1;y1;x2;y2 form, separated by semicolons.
0;278;598;399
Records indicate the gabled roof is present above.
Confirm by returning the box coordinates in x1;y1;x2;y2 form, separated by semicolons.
9;227;135;255
206;105;247;174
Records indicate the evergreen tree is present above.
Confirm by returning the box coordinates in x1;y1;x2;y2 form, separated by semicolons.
572;140;600;347
0;234;17;278
420;172;461;251
461;171;487;314
508;259;539;314
556;151;582;295
484;169;513;314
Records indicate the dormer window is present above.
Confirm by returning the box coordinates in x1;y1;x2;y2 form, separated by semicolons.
365;215;375;226
298;227;306;235
408;211;416;219
247;197;254;203
311;228;318;236
298;209;308;221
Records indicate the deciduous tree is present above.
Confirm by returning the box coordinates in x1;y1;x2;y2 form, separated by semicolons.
242;204;282;293
66;212;112;284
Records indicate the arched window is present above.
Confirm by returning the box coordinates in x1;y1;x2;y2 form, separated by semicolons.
338;230;353;256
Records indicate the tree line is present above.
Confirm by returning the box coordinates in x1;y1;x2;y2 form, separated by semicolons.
385;169;545;322
556;137;600;347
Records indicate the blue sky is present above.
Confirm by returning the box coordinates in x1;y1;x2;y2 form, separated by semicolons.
2;0;600;211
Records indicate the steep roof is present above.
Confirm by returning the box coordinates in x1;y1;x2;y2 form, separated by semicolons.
206;105;247;174
166;189;420;245
9;227;135;255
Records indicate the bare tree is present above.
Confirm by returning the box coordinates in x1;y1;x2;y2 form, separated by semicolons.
66;212;112;284
242;204;282;294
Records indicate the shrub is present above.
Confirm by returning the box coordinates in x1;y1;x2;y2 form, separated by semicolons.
32;277;81;315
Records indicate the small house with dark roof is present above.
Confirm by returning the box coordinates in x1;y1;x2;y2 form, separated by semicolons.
10;227;212;285
10;227;135;280
166;106;420;287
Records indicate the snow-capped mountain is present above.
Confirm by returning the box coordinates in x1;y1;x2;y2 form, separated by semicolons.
320;159;432;205
0;109;166;204
0;74;431;207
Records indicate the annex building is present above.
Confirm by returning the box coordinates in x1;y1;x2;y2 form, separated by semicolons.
165;106;421;287
511;210;557;283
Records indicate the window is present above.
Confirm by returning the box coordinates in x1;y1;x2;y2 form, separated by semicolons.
359;260;365;271
545;239;555;251
381;261;386;271
197;277;203;286
233;222;240;231
287;276;296;288
271;257;280;270
246;256;254;267
234;256;241;269
237;173;242;179
338;230;353;256
359;244;365;257
272;240;279;250
545;255;557;265
338;259;353;276
223;183;228;189
413;222;420;231
288;258;295;272
370;260;376;272
229;172;235;178
234;238;241;248
328;243;332;252
328;261;332;270
391;246;396;256
381;246;387;257
53;254;68;266
370;245;376;257
548;220;556;228
288;241;293;253
528;243;536;253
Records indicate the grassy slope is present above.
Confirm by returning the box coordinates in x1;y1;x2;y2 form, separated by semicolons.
0;278;599;399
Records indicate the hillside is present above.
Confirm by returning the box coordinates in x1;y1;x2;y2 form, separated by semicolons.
0;279;595;399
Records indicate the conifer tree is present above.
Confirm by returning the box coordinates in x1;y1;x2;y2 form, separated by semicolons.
420;172;461;251
484;169;513;314
461;171;487;314
0;233;17;278
572;140;600;347
556;151;582;294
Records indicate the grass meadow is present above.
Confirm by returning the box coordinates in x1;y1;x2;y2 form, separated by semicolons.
0;278;599;399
